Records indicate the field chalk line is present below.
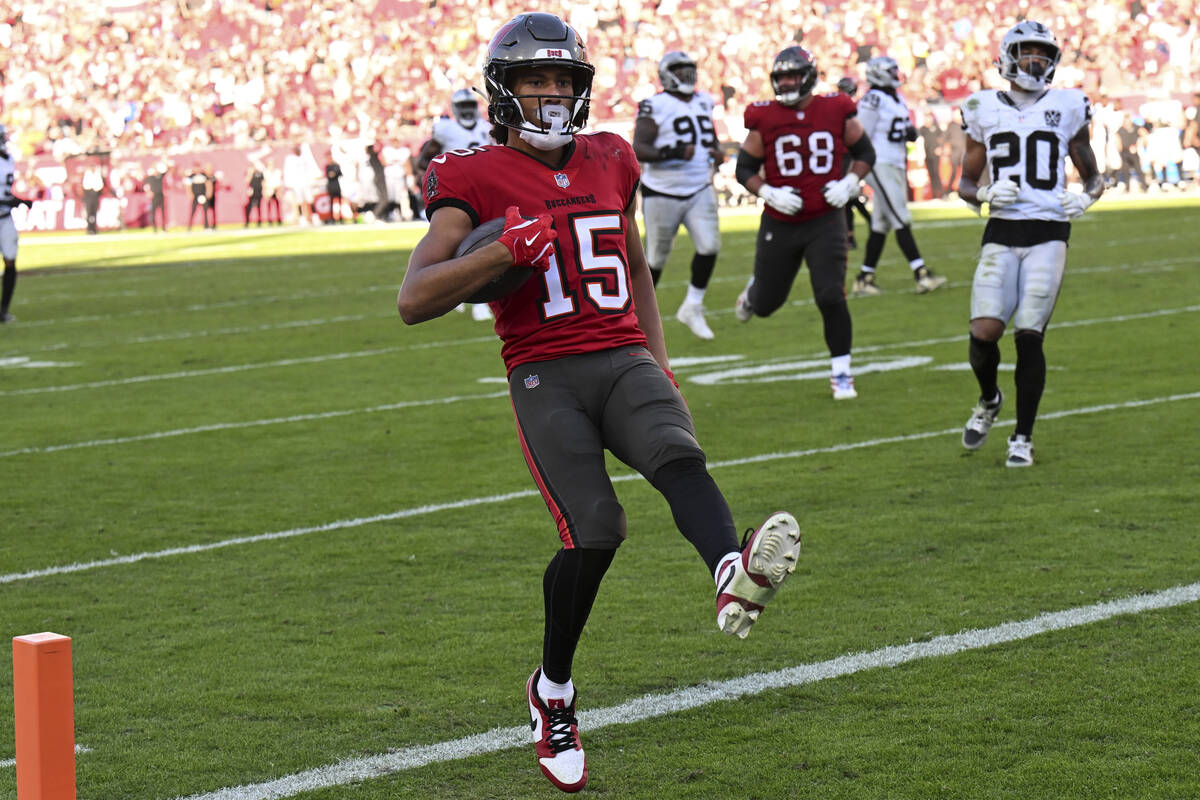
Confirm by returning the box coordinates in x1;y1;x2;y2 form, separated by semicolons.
3;390;1197;587
2;304;1196;398
167;580;1200;800
3;304;1198;458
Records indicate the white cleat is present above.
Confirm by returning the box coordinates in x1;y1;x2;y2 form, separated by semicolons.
526;668;587;792
675;300;715;340
830;373;857;400
1005;434;1034;468
962;391;1003;450
716;512;802;638
914;266;948;294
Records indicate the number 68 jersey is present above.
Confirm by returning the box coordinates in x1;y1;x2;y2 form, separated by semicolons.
960;88;1092;222
743;92;857;222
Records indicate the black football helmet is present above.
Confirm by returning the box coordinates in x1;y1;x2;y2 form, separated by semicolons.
770;46;817;106
483;13;595;138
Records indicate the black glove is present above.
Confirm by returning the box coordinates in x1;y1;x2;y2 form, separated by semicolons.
658;143;690;161
905;124;918;142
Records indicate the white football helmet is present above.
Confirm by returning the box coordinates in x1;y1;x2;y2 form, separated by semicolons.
450;89;479;125
658;51;697;96
997;21;1061;91
865;56;901;90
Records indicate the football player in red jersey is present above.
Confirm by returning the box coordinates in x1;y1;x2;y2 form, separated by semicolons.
734;46;877;400
397;13;802;793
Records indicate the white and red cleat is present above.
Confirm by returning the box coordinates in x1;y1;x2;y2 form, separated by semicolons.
526;668;587;792
716;511;802;638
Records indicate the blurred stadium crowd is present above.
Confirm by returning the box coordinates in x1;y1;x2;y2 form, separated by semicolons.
1;0;1197;228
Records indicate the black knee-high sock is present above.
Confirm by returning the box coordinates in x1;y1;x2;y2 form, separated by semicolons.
1013;331;1046;438
689;252;717;291
542;547;615;684
969;334;1001;402
862;231;886;271
650;457;739;575
818;300;852;358
894;226;922;263
1;261;15;313
649;266;663;287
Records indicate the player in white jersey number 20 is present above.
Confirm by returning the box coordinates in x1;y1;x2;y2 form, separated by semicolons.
957;20;1104;468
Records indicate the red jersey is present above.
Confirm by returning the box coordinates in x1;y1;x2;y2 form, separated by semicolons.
423;132;647;374
743;92;858;222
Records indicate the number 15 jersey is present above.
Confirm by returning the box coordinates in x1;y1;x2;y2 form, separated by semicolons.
743;92;857;222
423;132;647;374
960;88;1091;223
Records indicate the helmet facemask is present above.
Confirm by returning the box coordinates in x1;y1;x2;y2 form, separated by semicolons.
451;89;480;125
483;13;595;151
997;22;1061;92
770;47;817;106
486;65;594;150
659;52;697;96
866;57;901;90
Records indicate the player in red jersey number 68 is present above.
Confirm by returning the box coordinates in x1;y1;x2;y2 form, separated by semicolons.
734;45;877;400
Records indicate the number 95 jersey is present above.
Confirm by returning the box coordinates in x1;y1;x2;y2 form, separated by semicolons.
960;88;1091;222
637;90;719;196
743;92;857;222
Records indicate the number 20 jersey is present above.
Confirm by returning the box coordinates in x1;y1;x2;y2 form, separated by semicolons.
743;92;858;222
423;132;647;374
960;88;1091;222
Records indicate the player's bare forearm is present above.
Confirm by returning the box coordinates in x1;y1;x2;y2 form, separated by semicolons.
624;207;670;369
1069;129;1105;201
632;117;663;162
959;139;989;206
398;208;509;324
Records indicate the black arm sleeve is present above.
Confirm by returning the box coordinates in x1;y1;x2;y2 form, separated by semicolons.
847;133;876;167
734;149;765;188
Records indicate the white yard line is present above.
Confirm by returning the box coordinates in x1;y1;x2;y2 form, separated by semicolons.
2;302;1195;402
0;744;92;769
0;391;509;458
3;390;1196;587
166;581;1200;800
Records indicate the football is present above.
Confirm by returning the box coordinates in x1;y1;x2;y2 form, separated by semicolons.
456;216;538;304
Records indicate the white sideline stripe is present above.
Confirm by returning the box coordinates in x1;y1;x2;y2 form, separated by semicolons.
170;582;1200;800
3;390;1196;587
0;391;510;458
0;745;92;769
4;305;1195;398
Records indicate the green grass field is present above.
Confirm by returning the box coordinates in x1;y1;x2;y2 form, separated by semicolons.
2;196;1199;799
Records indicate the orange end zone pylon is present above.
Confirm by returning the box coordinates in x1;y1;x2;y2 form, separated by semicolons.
12;633;77;800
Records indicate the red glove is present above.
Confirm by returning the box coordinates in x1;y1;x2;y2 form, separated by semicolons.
496;206;556;271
